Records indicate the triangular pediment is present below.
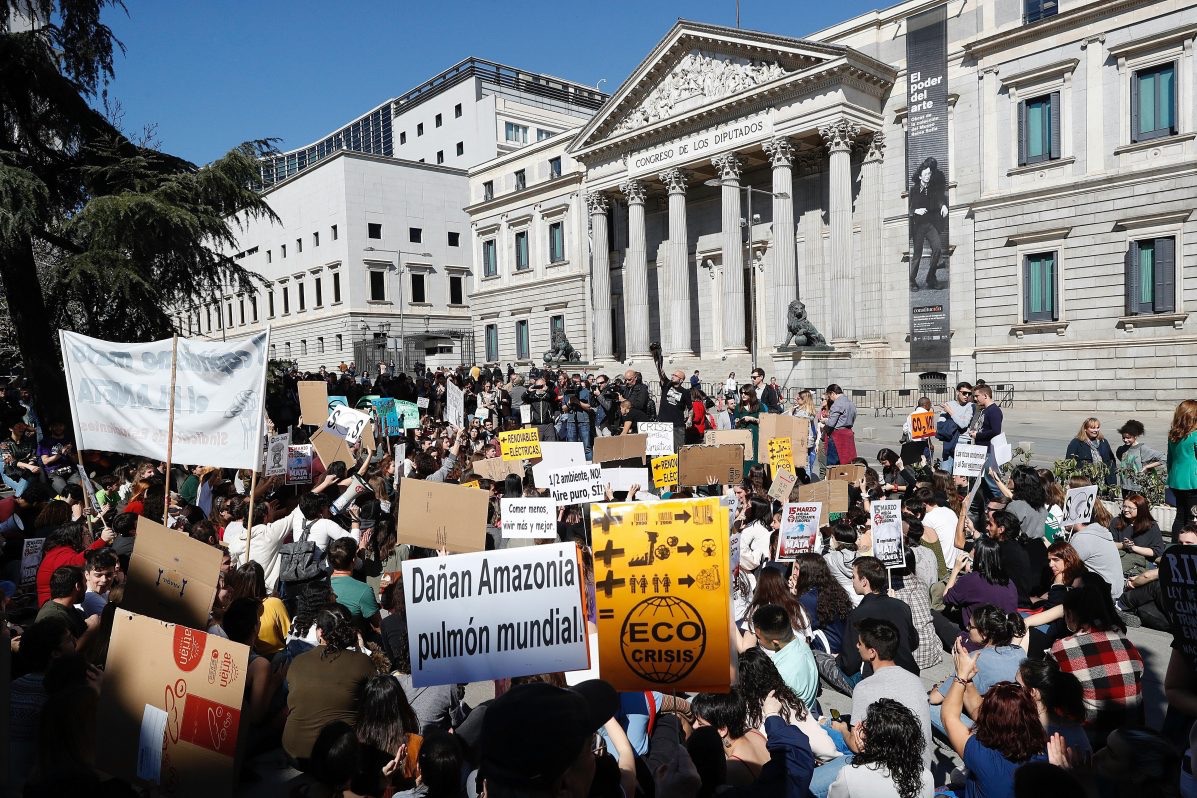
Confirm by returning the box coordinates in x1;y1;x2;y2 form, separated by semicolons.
569;21;869;155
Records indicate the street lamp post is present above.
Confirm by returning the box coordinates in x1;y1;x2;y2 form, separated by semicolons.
703;180;790;365
365;247;431;373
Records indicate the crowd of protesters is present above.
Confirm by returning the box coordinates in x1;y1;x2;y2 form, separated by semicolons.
4;359;1197;798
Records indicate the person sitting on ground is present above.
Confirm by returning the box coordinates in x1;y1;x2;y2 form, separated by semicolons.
328;536;380;636
940;535;1017;650
35;566;96;652
929;605;1027;735
748;603;819;716
827;698;934;798
1108;492;1165;577
692;689;769;787
792;553;854;656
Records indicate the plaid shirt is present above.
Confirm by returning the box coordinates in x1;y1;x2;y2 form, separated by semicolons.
1050;629;1144;725
894;575;943;670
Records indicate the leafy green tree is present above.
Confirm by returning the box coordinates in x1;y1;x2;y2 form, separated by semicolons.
0;1;275;423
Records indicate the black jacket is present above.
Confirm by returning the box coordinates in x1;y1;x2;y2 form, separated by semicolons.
838;593;921;678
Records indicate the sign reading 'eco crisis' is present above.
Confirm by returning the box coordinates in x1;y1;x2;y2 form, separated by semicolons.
628;113;774;177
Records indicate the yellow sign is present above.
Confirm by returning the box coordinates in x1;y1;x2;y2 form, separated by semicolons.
589;498;731;693
460;480;482;490
651;455;678;489
499;428;542;461
767;436;793;475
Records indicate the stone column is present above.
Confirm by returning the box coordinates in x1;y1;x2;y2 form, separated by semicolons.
620;179;650;359
819;119;858;341
763;137;796;350
858;131;885;340
587;192;614;362
659;168;693;356
713;153;748;354
1081;37;1105;175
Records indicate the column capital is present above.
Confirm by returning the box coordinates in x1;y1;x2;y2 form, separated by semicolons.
819;119;859;153
863;130;886;163
619;179;647;205
585;191;609;215
711;153;743;183
659;168;689;195
762;137;796;168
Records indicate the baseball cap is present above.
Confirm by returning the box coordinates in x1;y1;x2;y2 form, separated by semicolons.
478;679;617;790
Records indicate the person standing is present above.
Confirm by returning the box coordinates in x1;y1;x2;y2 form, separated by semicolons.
1065;418;1117;487
969;385;1003;501
735;387;763;469
1167;399;1197;535
790;389;821;475
1114;420;1165;496
651;345;688;453
620;368;653;417
822;384;857;466
937;382;974;472
751;369;781;414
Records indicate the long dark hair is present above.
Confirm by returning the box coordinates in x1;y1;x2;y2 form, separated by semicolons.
742;496;772;527
356;674;420;754
971;604;1026;647
315;603;357;658
1062;574;1126;633
1018;658;1085;723
290;578;332;638
43;518;86;552
792;552;854;625
851;698;927;798
691;690;749;738
736;647;808;725
747;568;805;631
971;536;1009;586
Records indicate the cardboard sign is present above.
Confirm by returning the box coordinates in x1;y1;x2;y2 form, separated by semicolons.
446;381;465;428
310;427;356;470
397;478;489;553
519;404;532;425
401;543;589;687
1062;485;1099;527
601;467;650;493
639;422;676;456
499;428;542;461
532;442;587;488
678;444;744;486
778;503;820;560
651;455;679;489
298;380;329;426
395;400;420;431
797;480;849;526
325;405;370;445
909;411;937;440
758;414;810;464
590;497;731;692
768;469;798;502
544;464;605;505
593;434;648;464
767;436;794;475
500;497;558;539
286;444;313;484
123;518;223;630
21;537;44;585
871;499;905;569
703;429;753;458
952;444;988;477
96;611;250;798
472;456;525;483
991;433;1012;466
826;464;865;483
416;396;430;409
1159;544;1197;670
264;433;290;477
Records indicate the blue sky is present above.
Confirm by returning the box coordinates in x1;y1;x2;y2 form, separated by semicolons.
104;0;885;165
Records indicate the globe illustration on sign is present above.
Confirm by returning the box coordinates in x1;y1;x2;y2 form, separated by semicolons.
620;596;706;684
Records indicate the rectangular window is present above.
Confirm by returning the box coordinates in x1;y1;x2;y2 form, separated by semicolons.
300;340;307;357
504;122;528;144
282;286;290;314
318;337;325;354
483;180;494;201
1018;92;1059;165
483;239;498;277
1125;237;1177;314
296;237;302;253
281;244;287;259
514;169;526;190
435;113;443;128
548;221;565;263
550;315;565;339
268;290;275;318
333;272;342;302
313;231;319;247
485;324;498;362
205;306;211;332
1133;62;1177;143
537;128;554;141
454;103;463;118
417;123;424;136
450;275;464;305
1023;252;1058;322
549;156;562;178
336;334;343;352
448;231;460;247
250;296;258;322
410;227;422;243
400;131;407;145
227;304;233;328
284;343;290;360
331;224;338;241
297;282;306;311
369;270;386;301
515;320;530;359
315;277;323;307
411;273;426;303
456;141;464;156
266;250;272;264
239;298;245;325
1023;0;1057;23
368;222;382;239
436;150;444;164
514;230;529;270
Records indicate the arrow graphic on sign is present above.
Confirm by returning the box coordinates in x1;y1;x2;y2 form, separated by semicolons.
677;542;694;555
674;510;692;522
678;575;695;588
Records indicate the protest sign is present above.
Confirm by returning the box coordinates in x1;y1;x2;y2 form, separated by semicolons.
77;463;101;510
446;381;465;428
826;464;865;483
797;480;849;525
327;395;348;410
777;503;820;560
397;478;489;553
401;543;589;687
909;411;936;440
286;444;313;485
310;427;355;470
499;428;542;460
472;456;525;483
767;436;793;475
519;404;532;425
500;497;558;539
61;330;270;470
1062;485;1099;527
544;464;605;505
123;518;223;630
758;414;809;464
264;433;289;477
651;455;678;489
678;444;744;486
20;538;43;585
871;500;905;569
703;429;753;458
991;433;1012;466
768;469;797;502
370;397;401;436
416;396;430;409
640;422;676;456
96;610;250;798
590;497;731;692
601;467;649;493
593;434;647;464
952;444;988;477
474;405;490;420
1159;544;1197;670
324;405;370;445
532;441;586;488
394;400;420;431
298;380;329;425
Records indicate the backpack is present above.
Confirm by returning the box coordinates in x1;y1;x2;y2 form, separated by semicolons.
279;517;322;583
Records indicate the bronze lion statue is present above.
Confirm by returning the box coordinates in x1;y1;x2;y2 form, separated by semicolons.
782;300;827;347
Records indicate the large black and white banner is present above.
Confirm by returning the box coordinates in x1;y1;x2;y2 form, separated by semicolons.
906;4;950;373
